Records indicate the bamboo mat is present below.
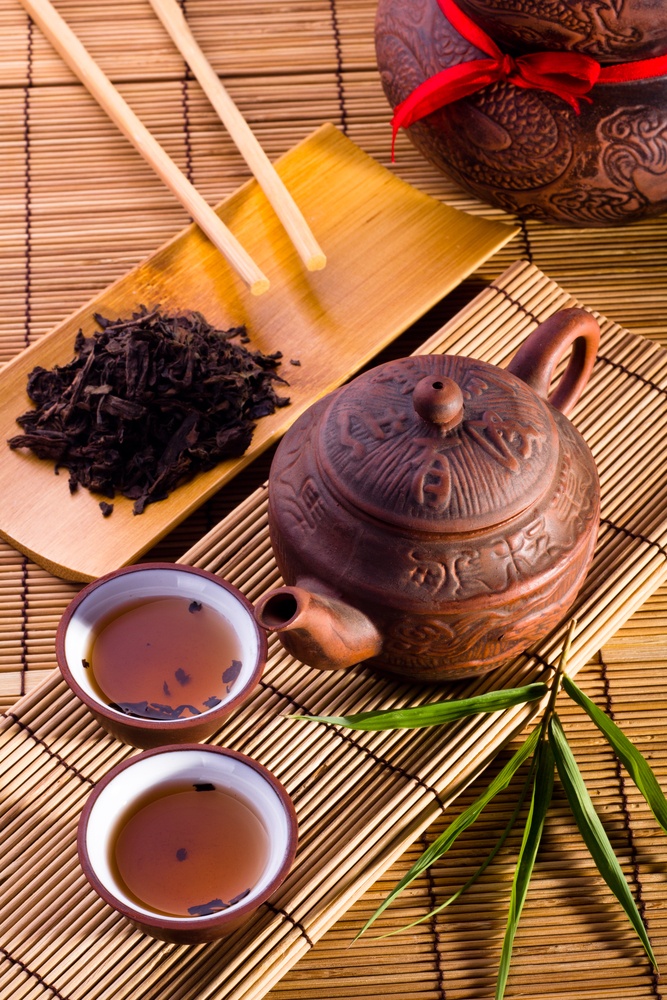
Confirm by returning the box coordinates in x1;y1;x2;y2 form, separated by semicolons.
2;260;667;1000
2;1;667;998
1;0;666;353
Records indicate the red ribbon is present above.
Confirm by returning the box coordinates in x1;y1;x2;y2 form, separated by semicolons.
391;0;667;157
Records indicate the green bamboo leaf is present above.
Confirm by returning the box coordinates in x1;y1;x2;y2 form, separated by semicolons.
496;738;554;1000
549;713;657;968
563;673;667;834
375;764;536;938
290;682;548;731
357;724;542;937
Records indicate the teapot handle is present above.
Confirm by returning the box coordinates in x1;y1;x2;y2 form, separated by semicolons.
505;308;600;416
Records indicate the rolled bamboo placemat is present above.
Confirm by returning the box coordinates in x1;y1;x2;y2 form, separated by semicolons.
2;0;665;353
2;261;667;1000
2;2;667;998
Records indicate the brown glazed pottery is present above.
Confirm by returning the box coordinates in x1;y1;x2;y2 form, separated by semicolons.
375;0;667;225
455;0;667;61
254;309;601;682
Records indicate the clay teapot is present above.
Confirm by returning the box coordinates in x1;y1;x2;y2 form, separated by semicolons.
375;0;667;226
254;309;601;682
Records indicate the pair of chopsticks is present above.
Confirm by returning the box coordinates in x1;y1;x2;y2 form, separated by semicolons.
18;0;326;295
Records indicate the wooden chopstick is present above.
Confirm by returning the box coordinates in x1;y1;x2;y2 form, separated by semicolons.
148;0;327;273
18;0;270;296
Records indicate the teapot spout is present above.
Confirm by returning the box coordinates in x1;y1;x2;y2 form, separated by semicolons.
254;585;382;671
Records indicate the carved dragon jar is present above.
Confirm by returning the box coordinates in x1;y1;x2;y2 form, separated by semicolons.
254;309;601;682
375;0;667;226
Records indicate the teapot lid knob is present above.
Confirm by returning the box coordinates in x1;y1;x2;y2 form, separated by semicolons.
413;375;463;431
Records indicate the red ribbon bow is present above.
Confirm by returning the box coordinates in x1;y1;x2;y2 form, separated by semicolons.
391;0;667;157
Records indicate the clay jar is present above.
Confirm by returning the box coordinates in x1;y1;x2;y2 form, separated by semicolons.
255;309;601;682
375;0;667;225
454;0;667;61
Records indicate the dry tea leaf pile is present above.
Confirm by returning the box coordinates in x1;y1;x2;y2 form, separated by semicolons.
8;308;289;514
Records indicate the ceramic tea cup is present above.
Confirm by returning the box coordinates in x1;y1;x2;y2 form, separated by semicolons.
78;745;298;944
56;563;266;748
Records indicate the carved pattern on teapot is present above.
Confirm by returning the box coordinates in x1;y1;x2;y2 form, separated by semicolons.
406;548;467;598
387;617;458;657
380;587;551;668
332;404;542;514
464;410;541;471
397;421;597;602
326;359;548;524
548;418;597;535
296;478;327;531
404;513;551;600
270;407;327;534
336;406;410;460
380;566;577;674
385;609;511;661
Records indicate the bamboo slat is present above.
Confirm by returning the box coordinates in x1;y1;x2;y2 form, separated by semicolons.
2;262;667;1000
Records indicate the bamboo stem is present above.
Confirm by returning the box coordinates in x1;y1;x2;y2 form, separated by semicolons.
148;0;326;272
17;0;270;295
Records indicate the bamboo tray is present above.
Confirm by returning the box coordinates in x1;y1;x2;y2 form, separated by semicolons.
2;261;667;1000
0;123;514;584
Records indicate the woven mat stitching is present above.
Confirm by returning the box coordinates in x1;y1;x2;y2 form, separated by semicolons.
600;519;667;558
421;829;449;1000
4;712;96;786
19;556;28;698
1;945;69;1000
258;678;447;810
328;0;348;134
489;282;541;322
23;14;32;352
597;354;667;395
262;901;313;949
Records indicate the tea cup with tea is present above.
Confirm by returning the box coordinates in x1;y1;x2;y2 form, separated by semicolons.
78;744;298;943
56;563;266;748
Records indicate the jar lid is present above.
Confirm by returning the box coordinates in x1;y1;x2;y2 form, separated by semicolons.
316;354;559;533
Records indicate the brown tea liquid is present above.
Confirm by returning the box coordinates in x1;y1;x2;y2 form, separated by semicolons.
112;783;269;917
86;596;243;719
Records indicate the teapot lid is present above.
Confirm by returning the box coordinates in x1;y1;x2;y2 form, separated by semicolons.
316;354;559;533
